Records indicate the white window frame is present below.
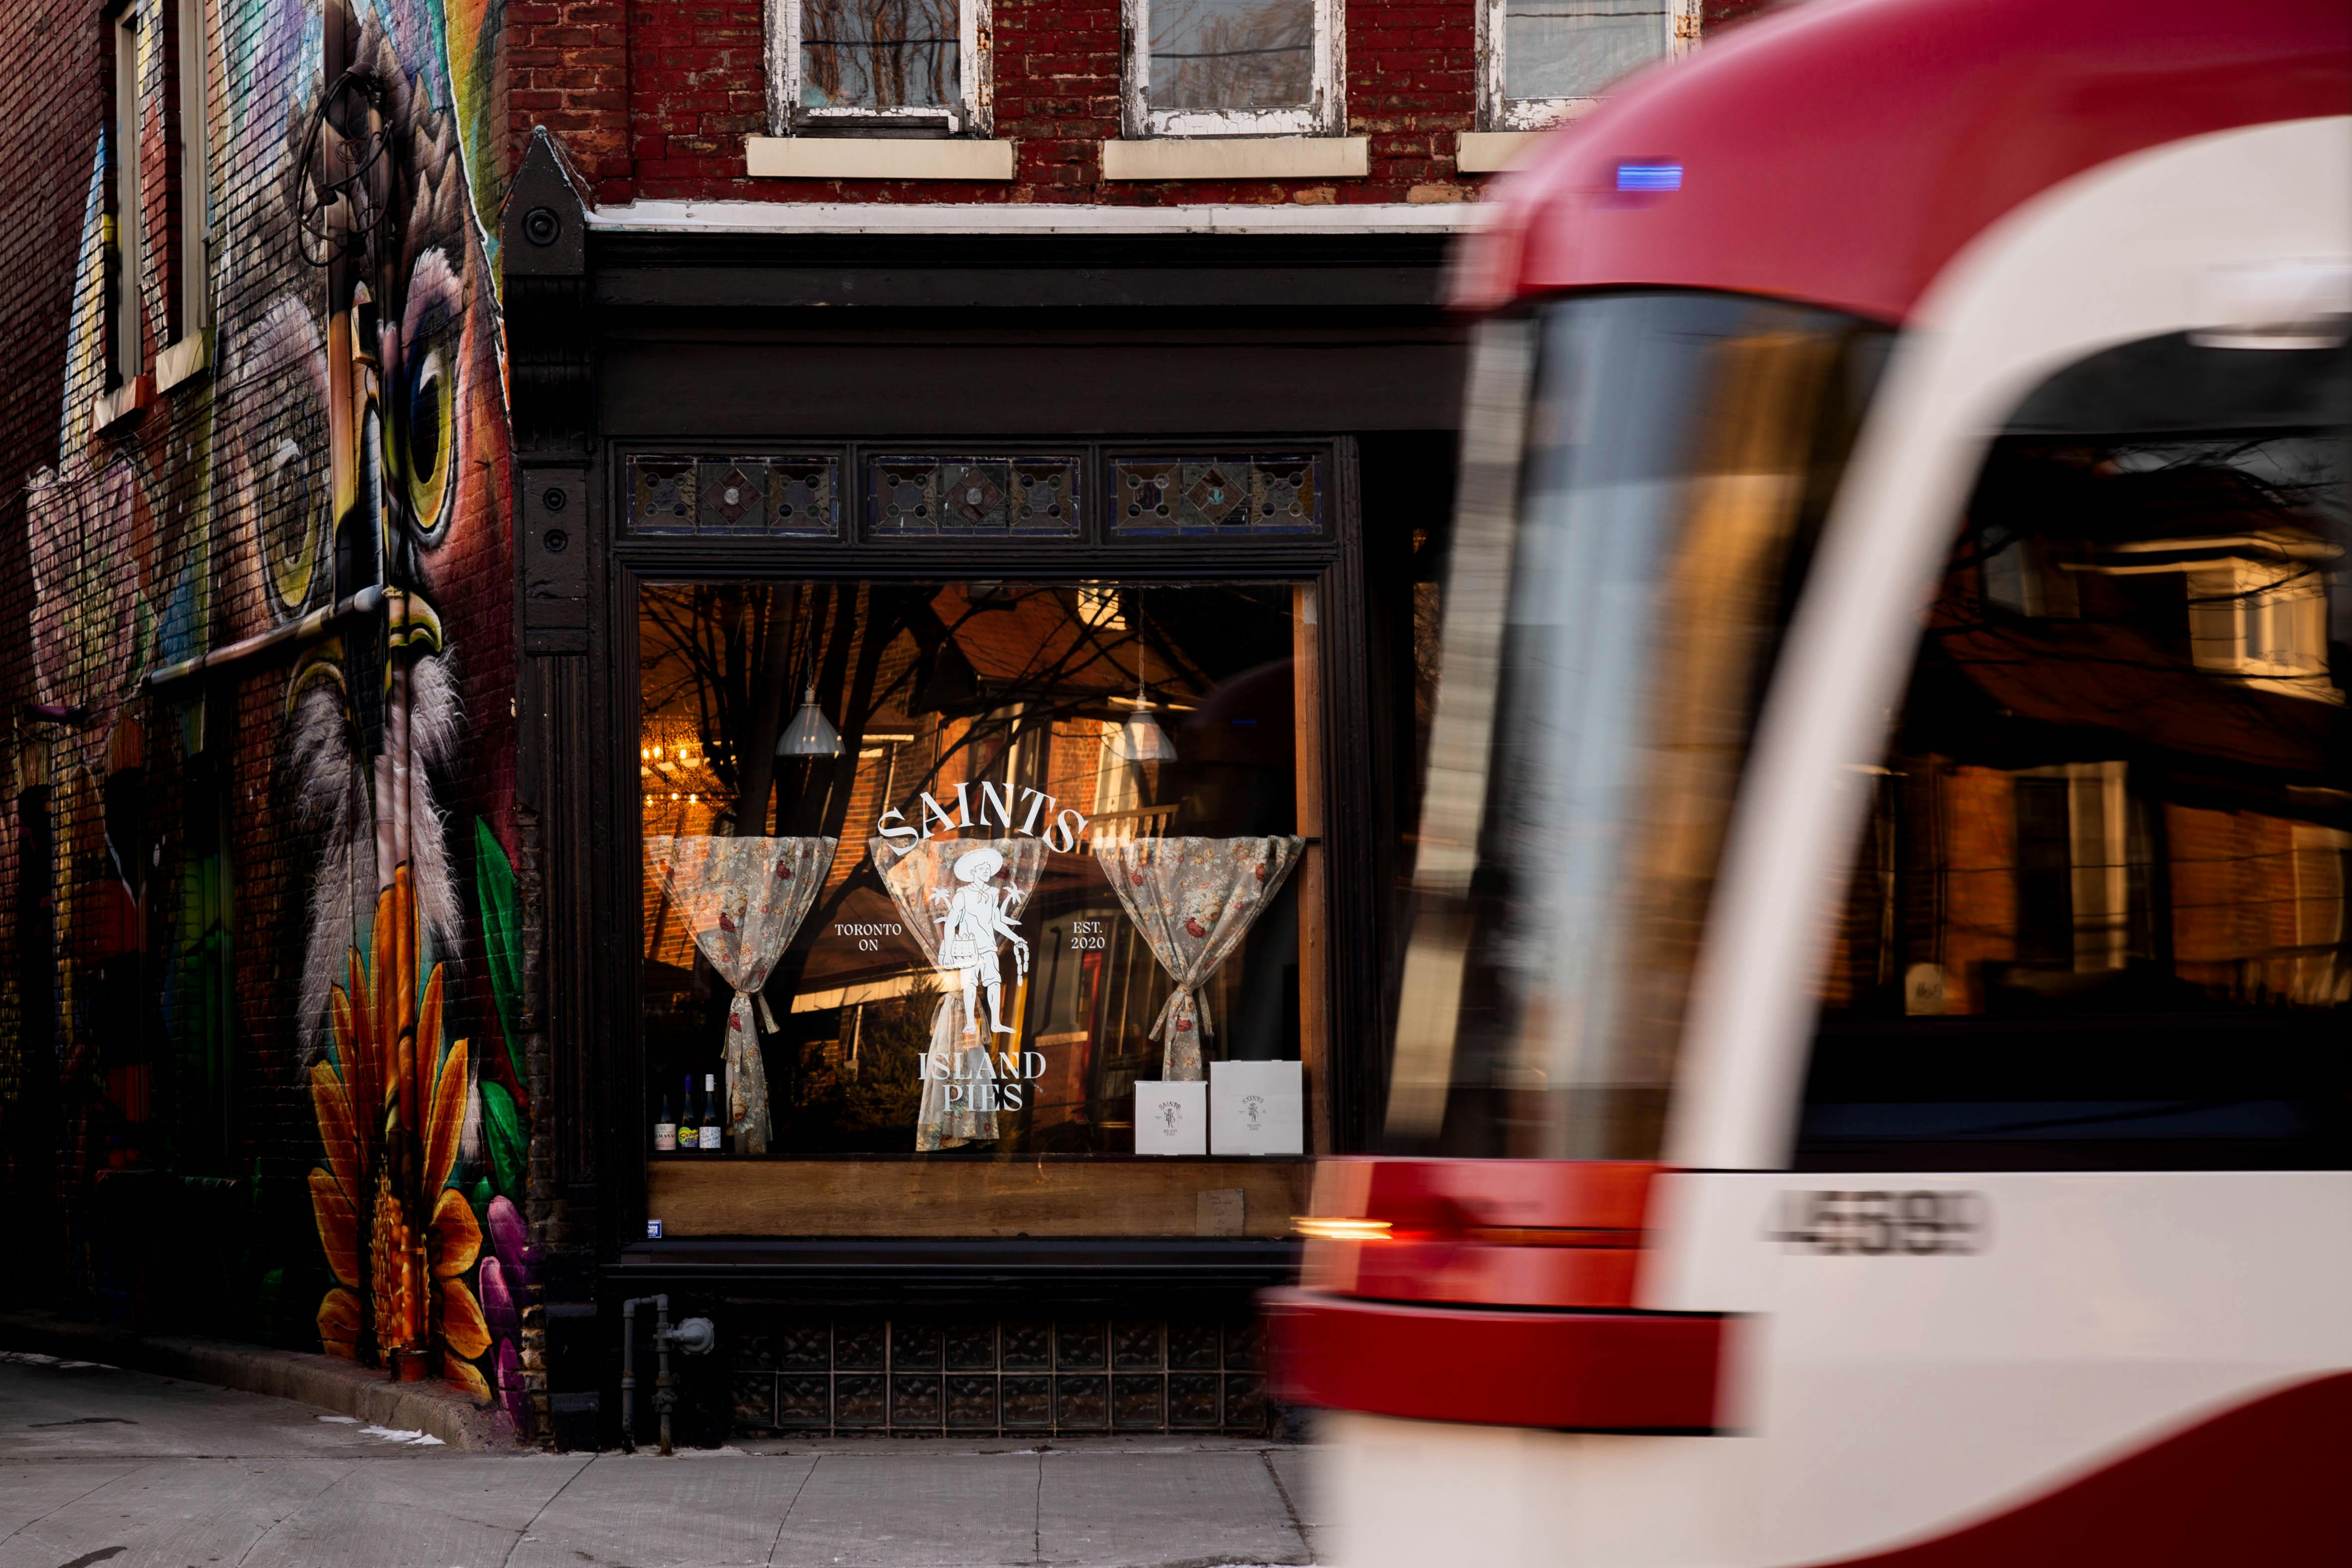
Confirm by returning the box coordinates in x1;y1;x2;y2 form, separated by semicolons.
765;0;993;137
1477;0;1699;132
1122;0;1343;140
173;0;212;338
110;4;145;383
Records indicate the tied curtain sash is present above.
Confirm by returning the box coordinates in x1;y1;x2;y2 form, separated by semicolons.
645;835;837;1153
870;835;1048;1151
1091;836;1304;1080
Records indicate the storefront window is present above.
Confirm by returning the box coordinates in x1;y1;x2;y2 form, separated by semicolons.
639;580;1315;1157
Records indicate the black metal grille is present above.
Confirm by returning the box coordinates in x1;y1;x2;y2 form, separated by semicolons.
729;1315;1267;1436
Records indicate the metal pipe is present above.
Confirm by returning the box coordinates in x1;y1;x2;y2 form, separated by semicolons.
651;1294;675;1457
619;1293;712;1455
142;585;387;689
618;1297;638;1454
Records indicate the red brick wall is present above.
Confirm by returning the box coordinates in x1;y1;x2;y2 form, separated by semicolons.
511;0;1681;208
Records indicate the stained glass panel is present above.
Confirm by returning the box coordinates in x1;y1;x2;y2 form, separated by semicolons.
868;456;1080;538
1112;455;1321;536
631;457;697;533
629;455;841;536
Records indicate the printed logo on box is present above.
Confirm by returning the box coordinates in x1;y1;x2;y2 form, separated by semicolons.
1134;1081;1208;1155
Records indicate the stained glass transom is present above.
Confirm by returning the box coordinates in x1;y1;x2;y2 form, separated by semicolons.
1111;456;1320;536
868;457;1080;537
627;456;841;536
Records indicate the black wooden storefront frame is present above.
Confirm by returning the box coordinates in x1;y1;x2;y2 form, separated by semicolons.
501;131;1462;1446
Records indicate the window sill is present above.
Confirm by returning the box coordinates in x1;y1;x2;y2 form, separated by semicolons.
90;375;154;436
156;329;211;391
1101;137;1369;182
1457;131;1551;175
746;136;1016;181
645;1155;1312;1238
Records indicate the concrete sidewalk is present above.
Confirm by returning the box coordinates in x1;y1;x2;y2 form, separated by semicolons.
0;1310;507;1450
0;1353;1321;1568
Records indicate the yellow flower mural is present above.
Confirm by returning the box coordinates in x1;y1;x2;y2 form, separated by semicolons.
308;866;492;1398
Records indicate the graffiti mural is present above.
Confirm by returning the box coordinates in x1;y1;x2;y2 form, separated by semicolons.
9;0;520;1423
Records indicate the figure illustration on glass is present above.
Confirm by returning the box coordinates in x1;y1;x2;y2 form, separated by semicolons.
934;845;1031;1036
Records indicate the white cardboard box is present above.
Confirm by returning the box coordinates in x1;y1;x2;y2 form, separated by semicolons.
1133;1080;1208;1155
1210;1059;1304;1155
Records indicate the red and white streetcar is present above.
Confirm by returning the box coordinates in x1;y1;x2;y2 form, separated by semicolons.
1270;0;2352;1562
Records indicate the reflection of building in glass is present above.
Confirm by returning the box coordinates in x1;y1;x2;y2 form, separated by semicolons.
1830;440;2352;1012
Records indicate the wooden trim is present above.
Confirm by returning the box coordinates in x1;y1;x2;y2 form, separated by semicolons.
591;433;1376;1244
1319;438;1382;1148
647;1157;1313;1237
1293;583;1329;1154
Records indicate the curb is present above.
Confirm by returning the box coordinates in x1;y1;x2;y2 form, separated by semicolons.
0;1311;518;1451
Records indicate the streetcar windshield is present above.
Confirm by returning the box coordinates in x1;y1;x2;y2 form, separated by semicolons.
1389;293;1891;1157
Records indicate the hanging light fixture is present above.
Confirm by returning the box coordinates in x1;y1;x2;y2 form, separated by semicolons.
778;682;841;757
1114;616;1177;763
777;600;843;758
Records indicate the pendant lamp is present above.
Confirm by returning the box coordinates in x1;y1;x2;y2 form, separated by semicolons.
777;682;842;758
777;602;843;758
1115;638;1177;763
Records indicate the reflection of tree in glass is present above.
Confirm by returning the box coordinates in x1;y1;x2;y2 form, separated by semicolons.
642;582;1295;1144
801;0;958;109
789;979;934;1140
1149;0;1313;112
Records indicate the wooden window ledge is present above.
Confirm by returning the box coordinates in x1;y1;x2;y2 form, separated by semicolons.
156;330;211;391
1457;132;1550;174
645;1156;1312;1239
746;137;1017;182
90;375;155;435
1101;137;1369;182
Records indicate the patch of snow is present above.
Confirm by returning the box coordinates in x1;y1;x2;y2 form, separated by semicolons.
315;1414;361;1424
359;1425;446;1446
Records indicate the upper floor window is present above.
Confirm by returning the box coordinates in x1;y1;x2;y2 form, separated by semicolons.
1126;0;1341;137
1480;0;1692;131
109;4;145;382
171;0;211;338
768;0;992;134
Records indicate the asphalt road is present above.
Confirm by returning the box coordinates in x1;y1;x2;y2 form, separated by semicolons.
0;1353;1318;1568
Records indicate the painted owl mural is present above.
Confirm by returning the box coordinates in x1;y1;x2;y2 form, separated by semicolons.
14;0;522;1426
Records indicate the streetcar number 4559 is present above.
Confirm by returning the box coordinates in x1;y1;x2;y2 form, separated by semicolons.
1767;1190;1988;1255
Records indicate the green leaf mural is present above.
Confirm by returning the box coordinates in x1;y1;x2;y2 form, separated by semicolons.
483;1080;527;1200
475;819;525;1087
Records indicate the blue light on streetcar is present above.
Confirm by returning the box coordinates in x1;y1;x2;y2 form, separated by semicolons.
1616;163;1683;193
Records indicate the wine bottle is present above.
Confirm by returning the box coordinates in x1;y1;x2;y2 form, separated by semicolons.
699;1073;722;1151
676;1072;698;1151
653;1091;677;1152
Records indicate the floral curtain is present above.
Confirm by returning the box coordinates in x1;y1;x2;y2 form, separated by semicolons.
1092;836;1305;1080
645;835;838;1152
870;835;1048;1150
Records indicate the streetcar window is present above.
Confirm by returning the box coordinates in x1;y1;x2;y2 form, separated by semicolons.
1798;338;2352;1171
1387;294;1892;1157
